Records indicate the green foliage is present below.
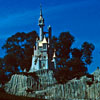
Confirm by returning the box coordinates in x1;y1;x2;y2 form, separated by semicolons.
0;58;9;84
53;32;95;84
2;31;38;72
0;30;95;85
53;32;75;67
54;67;71;84
81;42;95;65
4;54;18;72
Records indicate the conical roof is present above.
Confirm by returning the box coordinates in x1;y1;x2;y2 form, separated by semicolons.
39;41;43;47
53;50;56;58
42;36;47;44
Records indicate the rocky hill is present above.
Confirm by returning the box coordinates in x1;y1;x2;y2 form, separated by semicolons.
4;68;100;100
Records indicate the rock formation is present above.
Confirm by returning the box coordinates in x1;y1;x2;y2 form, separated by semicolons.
4;68;100;100
4;70;56;98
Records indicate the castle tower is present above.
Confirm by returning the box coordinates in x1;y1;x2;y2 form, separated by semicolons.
38;5;44;41
29;6;56;72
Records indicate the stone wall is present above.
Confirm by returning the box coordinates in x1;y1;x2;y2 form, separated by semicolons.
4;69;100;100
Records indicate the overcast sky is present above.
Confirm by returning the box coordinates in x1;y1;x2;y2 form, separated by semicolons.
0;0;100;73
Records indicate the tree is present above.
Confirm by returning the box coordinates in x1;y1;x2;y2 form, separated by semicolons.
1;30;95;84
2;31;38;72
53;33;95;84
53;32;74;67
81;42;95;65
0;58;9;84
4;54;18;72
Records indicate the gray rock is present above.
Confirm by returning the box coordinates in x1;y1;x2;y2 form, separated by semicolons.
4;69;100;100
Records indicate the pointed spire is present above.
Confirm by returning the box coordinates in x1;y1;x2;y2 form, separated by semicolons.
48;25;51;28
34;46;35;49
53;49;56;58
38;3;44;26
36;37;39;41
38;4;44;41
39;41;43;47
42;36;47;44
40;4;42;16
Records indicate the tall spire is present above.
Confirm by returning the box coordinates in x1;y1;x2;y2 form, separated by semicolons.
38;4;44;41
38;3;44;26
40;4;42;16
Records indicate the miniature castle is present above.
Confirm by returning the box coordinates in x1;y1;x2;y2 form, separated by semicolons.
29;7;56;72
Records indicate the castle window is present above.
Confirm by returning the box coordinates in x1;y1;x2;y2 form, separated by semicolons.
43;44;46;49
44;56;46;58
43;63;45;67
39;20;42;23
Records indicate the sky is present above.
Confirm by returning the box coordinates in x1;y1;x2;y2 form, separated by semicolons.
0;0;100;73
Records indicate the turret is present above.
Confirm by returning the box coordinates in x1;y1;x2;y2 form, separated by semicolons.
38;5;44;41
48;25;51;45
52;49;57;69
29;5;56;72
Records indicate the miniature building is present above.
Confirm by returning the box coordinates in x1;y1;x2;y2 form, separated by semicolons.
29;7;56;72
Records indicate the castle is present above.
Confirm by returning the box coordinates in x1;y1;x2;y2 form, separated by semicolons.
29;7;56;72
4;6;100;100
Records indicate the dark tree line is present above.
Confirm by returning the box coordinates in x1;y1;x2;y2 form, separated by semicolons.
0;31;38;83
0;31;95;84
52;32;95;83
